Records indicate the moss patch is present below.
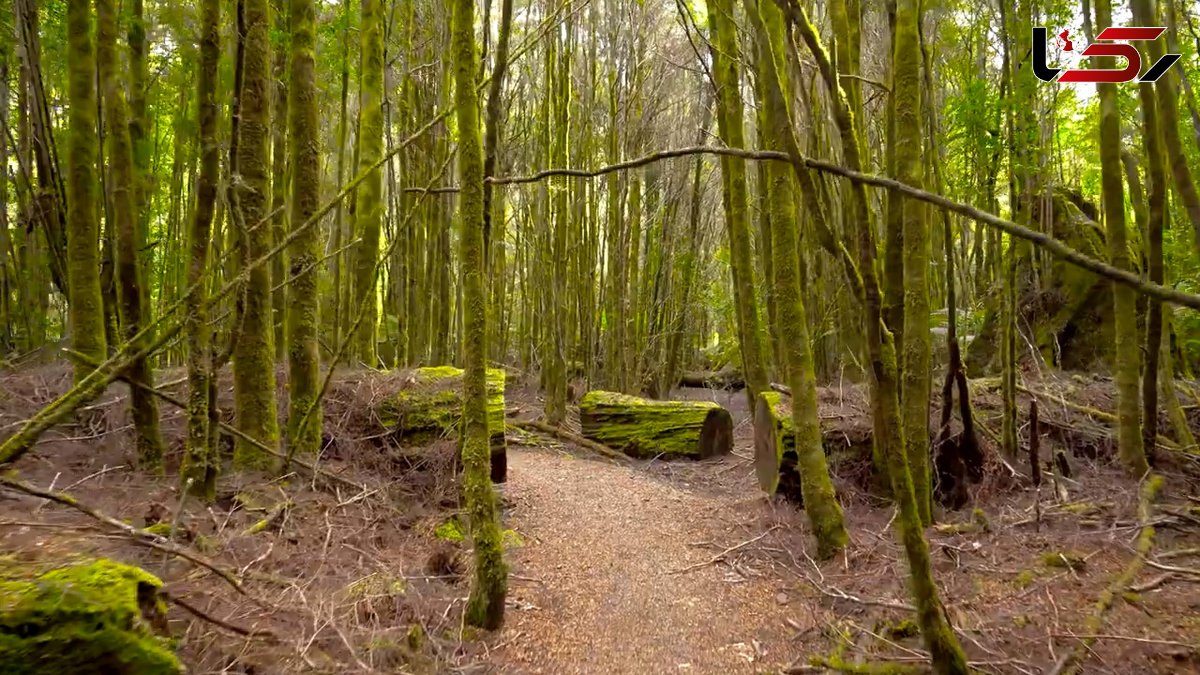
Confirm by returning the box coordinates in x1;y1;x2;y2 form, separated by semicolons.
0;559;180;674
1040;551;1086;572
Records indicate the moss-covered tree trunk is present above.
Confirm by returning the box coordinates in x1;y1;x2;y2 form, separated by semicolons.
580;390;733;459
270;0;289;361
180;0;222;501
285;0;321;458
782;1;969;671
64;0;106;384
894;0;933;526
97;0;165;471
709;0;770;414
232;0;282;470
451;0;507;630
1094;0;1148;476
1158;0;1200;254
352;0;384;367
1132;0;1166;461
745;0;847;559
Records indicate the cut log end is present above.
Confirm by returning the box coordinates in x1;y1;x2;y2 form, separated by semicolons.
698;407;734;460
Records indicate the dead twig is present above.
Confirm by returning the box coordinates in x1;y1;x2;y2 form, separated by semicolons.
671;525;782;575
164;590;277;640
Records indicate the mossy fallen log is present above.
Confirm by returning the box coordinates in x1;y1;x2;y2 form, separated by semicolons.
753;391;804;504
579;391;733;459
377;366;507;482
0;559;181;674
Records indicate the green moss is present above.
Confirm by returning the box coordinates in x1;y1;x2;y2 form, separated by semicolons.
1014;569;1036;588
435;518;464;543
501;529;523;548
142;523;174;538
379;367;505;450
1041;551;1086;571
0;559;180;674
882;618;919;640
578;390;732;458
346;572;406;598
406;623;424;650
1012;614;1033;628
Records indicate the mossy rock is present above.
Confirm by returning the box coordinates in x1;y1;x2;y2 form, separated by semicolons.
377;366;507;482
966;190;1122;373
578;390;733;459
0;559;180;674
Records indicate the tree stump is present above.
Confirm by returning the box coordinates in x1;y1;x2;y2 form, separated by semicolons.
752;391;803;504
377;366;508;482
578;391;733;459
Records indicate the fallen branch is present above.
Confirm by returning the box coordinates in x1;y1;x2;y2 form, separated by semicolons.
163;590;277;640
507;418;627;462
1048;474;1163;675
0;475;251;599
670;525;782;574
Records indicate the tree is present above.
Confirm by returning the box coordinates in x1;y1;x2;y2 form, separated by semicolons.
97;0;166;470
1094;0;1148;476
180;0;222;501
286;0;322;457
64;0;106;383
709;0;770;413
352;0;385;366
451;0;507;630
895;0;933;525
745;0;848;559
232;0;282;470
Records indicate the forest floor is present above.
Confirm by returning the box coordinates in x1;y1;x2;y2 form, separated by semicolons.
1;363;1200;673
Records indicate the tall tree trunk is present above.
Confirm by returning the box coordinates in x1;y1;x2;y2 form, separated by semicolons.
781;1;969;671
330;0;352;353
65;0;107;382
97;0;166;470
352;0;384;366
895;0;932;526
746;0;848;558
286;0;322;458
181;0;221;501
232;0;282;469
484;0;514;365
451;0;507;630
1133;0;1166;462
1094;0;1148;475
270;0;289;360
710;0;770;413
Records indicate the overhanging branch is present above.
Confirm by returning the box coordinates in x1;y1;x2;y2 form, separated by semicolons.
406;145;1200;311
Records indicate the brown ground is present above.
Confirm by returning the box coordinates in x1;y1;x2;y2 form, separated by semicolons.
2;365;1200;674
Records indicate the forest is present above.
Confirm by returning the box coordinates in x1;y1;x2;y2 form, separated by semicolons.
2;0;1200;672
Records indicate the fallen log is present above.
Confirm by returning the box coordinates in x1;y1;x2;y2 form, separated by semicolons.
677;368;745;391
752;391;803;504
579;391;733;459
507;418;627;462
376;366;508;482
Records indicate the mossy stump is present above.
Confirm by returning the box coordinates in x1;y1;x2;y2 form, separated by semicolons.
0;559;180;674
578;391;733;459
377;366;507;482
753;391;803;504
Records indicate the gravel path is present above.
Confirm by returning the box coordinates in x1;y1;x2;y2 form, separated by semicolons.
489;447;804;674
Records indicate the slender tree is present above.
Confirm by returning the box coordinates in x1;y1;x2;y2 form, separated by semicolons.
286;0;322;457
64;0;107;383
746;0;848;558
232;0;282;469
709;0;770;412
180;0;222;500
97;0;166;470
452;0;507;630
352;0;385;366
895;0;933;525
1094;0;1148;475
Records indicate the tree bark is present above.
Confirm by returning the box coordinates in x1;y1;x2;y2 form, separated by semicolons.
352;0;385;366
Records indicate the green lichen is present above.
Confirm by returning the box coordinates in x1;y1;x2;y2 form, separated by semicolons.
0;559;180;674
142;523;174;538
1012;614;1033;628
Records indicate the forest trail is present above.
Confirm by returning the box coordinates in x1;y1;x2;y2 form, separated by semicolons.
489;445;804;674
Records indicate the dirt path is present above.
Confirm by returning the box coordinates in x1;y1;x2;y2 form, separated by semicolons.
489;446;805;674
